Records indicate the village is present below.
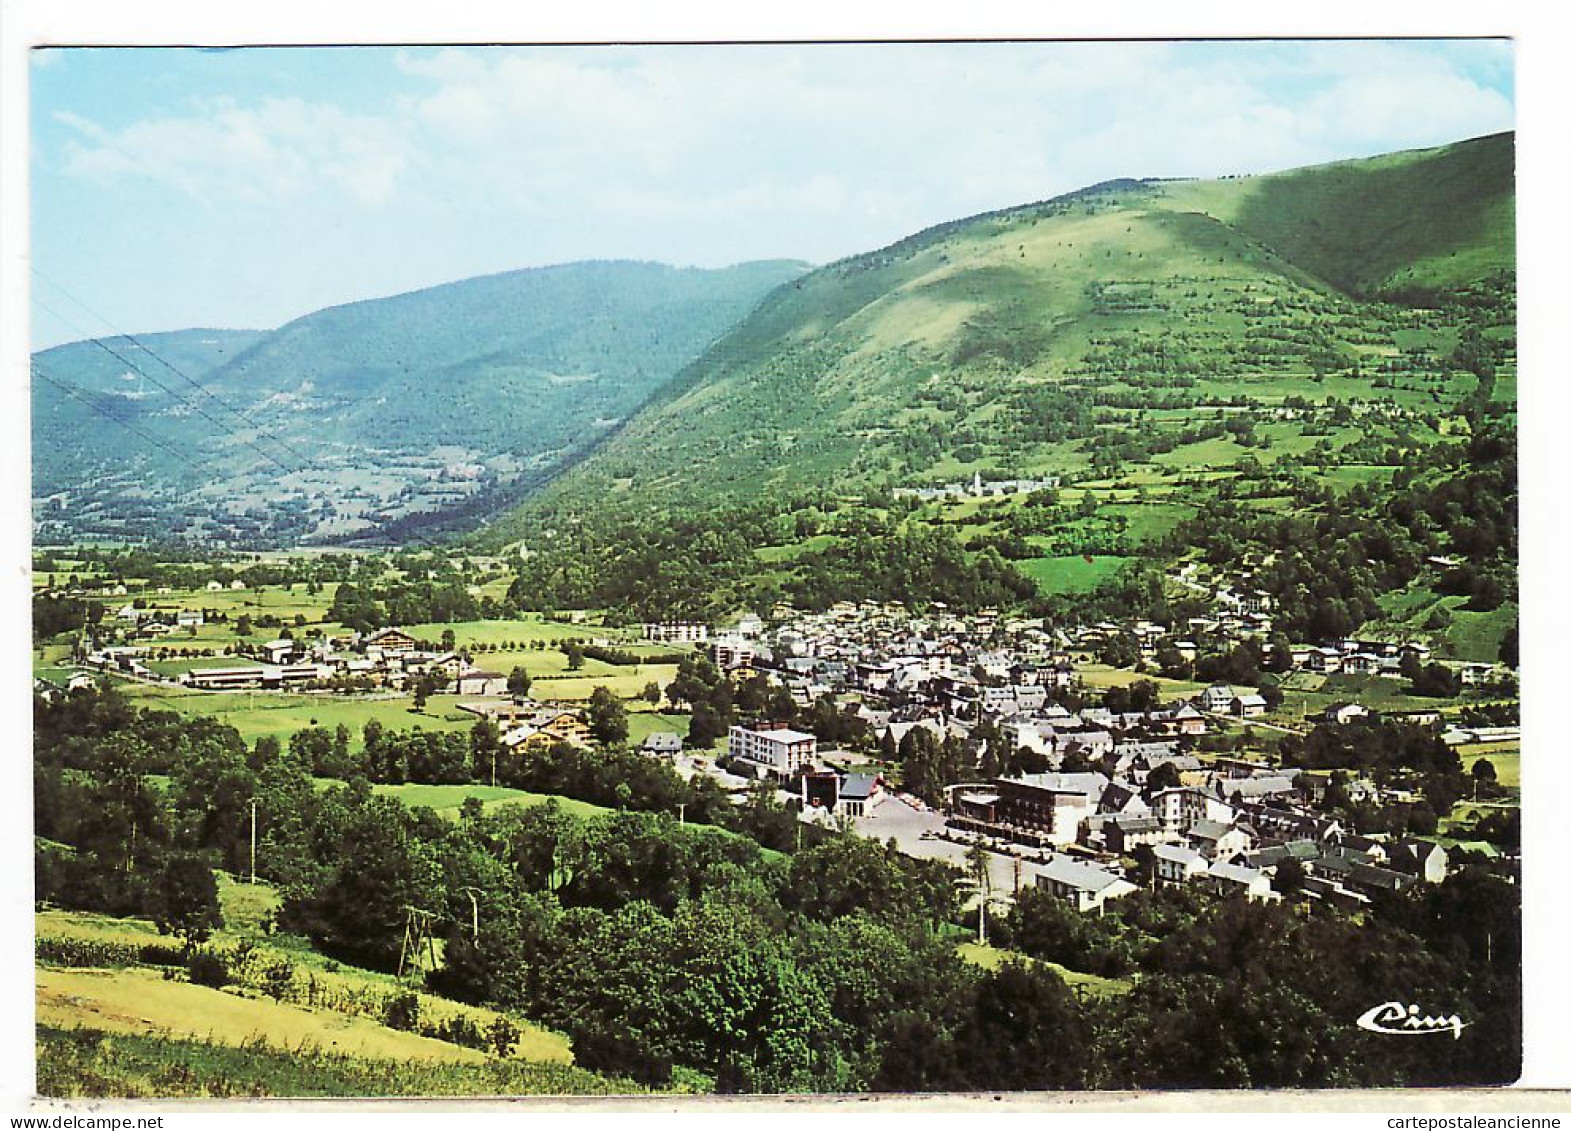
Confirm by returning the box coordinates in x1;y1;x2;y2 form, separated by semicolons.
41;557;1519;931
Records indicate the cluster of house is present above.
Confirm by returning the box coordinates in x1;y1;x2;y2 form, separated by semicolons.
456;698;593;752
949;756;1454;913
748;600;1511;731
892;471;1060;502
162;626;517;692
749;603;1069;707
720;720;884;816
71;626;518;695
112;602;212;639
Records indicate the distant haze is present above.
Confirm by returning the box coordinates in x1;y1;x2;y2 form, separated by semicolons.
30;40;1513;348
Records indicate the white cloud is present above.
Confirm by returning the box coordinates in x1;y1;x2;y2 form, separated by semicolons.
58;95;413;207
41;41;1516;281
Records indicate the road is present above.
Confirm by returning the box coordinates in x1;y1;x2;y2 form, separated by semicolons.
811;789;1041;904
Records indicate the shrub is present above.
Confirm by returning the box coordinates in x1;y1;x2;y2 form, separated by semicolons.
384;991;421;1032
489;1016;520;1058
187;950;230;989
138;943;186;967
35;937;140;968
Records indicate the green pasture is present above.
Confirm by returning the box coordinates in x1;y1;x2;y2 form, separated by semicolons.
1458;747;1520;789
1017;555;1131;595
1073;662;1208;700
365;782;613;821
114;681;476;748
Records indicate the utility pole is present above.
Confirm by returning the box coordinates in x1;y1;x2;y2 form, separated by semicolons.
460;887;481;939
678;802;685;825
250;798;258;884
397;906;439;981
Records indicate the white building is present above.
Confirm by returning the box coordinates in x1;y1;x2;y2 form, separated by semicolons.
1202;861;1277;901
1035;855;1138;913
728;724;817;778
1199;684;1237;713
1152;843;1210;886
712;636;757;669
644;622;709;644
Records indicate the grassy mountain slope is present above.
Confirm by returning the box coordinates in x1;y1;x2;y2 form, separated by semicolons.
1165;131;1514;298
32;260;806;546
494;134;1514;537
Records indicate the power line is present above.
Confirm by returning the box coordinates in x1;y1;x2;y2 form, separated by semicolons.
31;266;280;436
31;293;304;475
32;362;209;473
31;280;460;555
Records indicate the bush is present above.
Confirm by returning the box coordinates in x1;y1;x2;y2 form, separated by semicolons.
489;1016;520;1058
187;950;230;988
139;943;187;967
35;937;140;968
260;957;295;1001
384;991;421;1032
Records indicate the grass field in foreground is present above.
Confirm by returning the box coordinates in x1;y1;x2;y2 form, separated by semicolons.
36;967;489;1065
36;904;575;1068
35;1025;641;1099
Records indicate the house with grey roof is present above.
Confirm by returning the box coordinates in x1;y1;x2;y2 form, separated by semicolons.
837;773;880;817
1035;855;1138;913
640;732;684;758
1199;683;1237;713
1203;861;1276;901
1185;819;1252;862
1242;840;1322;870
1215;775;1299;804
1152;843;1209;885
1386;839;1450;884
1308;850;1417;897
1103;814;1169;854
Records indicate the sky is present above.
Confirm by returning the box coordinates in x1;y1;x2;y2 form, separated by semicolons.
29;39;1515;349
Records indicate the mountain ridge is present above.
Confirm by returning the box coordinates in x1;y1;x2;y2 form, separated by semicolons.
487;132;1513;544
32;258;809;546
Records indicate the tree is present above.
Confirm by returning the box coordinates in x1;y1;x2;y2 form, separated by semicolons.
441;628;457;653
472;717;503;787
1131;843;1157;889
966;843;993;945
235;614;253;637
1498;626;1519;668
150;854;224;949
1098;637;1139;669
1273;857;1306;900
689;702;727;748
507;666;533;702
587;687;630;746
643;682;662;706
1145;761;1182;794
564;642;585;671
955;960;1089;1089
1411;663;1462;699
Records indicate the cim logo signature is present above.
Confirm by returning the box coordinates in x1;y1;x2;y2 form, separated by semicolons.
1356;1001;1468;1040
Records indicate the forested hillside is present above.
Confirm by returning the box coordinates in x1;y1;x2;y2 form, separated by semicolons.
32;259;806;546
